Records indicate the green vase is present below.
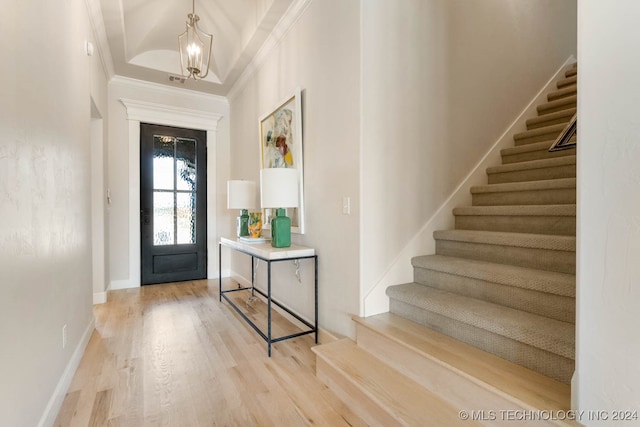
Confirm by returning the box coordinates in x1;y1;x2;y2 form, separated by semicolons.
271;208;291;248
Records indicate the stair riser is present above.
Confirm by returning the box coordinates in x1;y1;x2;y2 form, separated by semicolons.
515;130;564;146
502;146;575;164
472;188;576;206
413;268;575;323
454;215;575;236
488;164;576;184
355;325;554;426
556;76;577;89
548;86;577;102
315;357;402;427
435;239;575;274
538;99;576;116
526;111;574;130
388;300;574;384
565;68;577;78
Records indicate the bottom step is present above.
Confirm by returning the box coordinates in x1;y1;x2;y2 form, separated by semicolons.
354;314;572;413
355;313;579;426
313;339;477;427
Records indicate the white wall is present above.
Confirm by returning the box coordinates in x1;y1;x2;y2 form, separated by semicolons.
361;0;577;314
0;0;106;425
228;0;361;337
576;0;640;417
107;79;231;289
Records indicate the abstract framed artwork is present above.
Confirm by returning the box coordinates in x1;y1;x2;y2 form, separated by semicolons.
259;88;305;234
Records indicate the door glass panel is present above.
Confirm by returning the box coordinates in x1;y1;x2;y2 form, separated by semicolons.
153;136;175;190
176;138;197;191
153;191;174;245
176;193;196;244
151;135;198;247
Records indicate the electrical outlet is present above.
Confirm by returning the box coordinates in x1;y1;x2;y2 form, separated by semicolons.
62;324;67;349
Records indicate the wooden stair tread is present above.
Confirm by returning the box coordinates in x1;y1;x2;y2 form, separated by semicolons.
353;313;572;412
313;339;479;426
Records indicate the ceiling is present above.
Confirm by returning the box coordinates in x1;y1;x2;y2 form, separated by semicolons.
97;0;294;95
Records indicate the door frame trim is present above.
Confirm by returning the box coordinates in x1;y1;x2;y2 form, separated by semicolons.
117;98;222;289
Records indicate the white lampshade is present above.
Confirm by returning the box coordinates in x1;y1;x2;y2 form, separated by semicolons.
227;180;257;209
260;168;299;208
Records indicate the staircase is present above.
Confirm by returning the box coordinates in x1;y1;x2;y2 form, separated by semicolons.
313;64;578;425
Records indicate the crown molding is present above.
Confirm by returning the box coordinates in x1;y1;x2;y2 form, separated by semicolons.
226;0;313;100
111;75;229;105
120;98;223;131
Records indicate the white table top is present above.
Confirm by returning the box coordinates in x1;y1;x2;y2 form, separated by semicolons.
220;237;315;260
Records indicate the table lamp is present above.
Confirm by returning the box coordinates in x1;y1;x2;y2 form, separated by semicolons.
227;180;257;237
260;168;299;248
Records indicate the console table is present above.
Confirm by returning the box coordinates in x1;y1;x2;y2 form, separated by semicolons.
218;237;318;356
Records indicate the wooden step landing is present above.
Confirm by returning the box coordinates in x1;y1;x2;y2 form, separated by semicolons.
352;313;579;427
313;338;478;427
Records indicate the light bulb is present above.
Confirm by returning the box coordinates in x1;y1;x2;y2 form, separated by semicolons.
187;43;200;56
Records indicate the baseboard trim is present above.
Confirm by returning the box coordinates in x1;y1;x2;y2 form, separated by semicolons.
37;316;95;427
93;291;107;305
109;279;138;290
362;55;577;317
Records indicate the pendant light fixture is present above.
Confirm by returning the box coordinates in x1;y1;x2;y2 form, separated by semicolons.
178;0;212;80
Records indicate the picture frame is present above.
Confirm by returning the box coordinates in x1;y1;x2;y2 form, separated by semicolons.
259;88;305;234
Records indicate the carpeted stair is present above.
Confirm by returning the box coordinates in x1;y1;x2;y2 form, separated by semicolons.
386;64;577;384
311;64;579;425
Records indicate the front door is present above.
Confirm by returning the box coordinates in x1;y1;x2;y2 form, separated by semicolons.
140;123;207;285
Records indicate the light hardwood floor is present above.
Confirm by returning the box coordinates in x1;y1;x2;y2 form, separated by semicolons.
54;279;366;427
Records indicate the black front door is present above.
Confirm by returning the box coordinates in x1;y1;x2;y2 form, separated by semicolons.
140;123;207;285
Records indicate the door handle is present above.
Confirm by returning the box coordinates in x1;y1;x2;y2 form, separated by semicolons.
141;209;151;225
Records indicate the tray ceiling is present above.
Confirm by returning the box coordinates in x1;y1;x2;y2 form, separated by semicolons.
97;0;294;95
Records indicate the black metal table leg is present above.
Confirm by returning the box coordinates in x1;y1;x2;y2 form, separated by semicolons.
218;242;222;302
268;260;272;357
315;255;319;344
251;255;255;297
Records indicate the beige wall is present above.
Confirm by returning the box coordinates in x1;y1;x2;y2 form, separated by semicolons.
0;0;106;425
228;0;361;337
576;0;640;413
360;0;577;313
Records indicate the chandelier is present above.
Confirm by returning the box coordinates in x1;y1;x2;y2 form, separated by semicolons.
178;0;212;80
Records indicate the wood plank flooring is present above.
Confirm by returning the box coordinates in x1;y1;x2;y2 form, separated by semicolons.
54;279;366;427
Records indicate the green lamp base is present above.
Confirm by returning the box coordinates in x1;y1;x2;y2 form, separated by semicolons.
271;208;291;248
237;209;250;237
